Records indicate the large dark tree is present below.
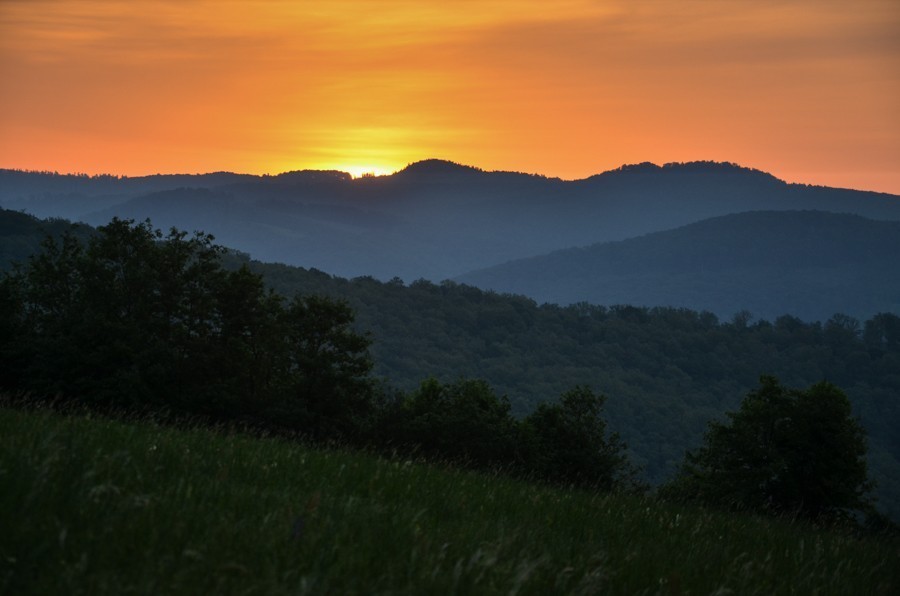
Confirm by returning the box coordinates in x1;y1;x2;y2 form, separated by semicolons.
11;219;233;408
274;294;375;440
388;377;520;469
663;376;872;521
1;218;376;438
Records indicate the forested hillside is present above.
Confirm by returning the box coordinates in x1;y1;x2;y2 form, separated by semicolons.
249;260;900;518
3;208;899;519
457;211;900;321
0;208;92;270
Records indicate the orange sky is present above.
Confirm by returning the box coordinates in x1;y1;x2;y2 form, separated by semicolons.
1;0;898;193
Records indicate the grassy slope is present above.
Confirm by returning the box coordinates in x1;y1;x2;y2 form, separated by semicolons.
1;407;897;595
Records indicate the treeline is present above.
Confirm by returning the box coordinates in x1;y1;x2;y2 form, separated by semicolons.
0;219;638;493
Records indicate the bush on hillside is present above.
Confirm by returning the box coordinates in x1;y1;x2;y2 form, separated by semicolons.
662;376;873;522
523;386;641;491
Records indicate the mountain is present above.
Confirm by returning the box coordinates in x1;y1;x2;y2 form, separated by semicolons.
2;161;899;281
0;208;92;270
456;211;900;322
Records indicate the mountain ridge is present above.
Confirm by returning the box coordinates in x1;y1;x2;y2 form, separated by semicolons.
2;160;899;283
456;210;900;322
0;158;873;190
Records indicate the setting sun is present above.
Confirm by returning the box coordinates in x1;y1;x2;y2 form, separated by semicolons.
338;165;395;179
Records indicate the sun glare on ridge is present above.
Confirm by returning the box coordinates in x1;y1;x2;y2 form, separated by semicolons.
339;164;395;178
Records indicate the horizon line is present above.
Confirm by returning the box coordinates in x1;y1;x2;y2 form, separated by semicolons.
1;159;895;195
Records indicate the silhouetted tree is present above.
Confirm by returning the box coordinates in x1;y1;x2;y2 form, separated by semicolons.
663;376;872;521
2;218;376;434
864;313;900;353
523;386;637;491
276;295;375;440
392;377;519;468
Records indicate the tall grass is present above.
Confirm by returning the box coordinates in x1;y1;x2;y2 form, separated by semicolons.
1;405;896;595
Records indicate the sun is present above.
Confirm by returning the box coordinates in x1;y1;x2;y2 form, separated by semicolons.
338;164;395;178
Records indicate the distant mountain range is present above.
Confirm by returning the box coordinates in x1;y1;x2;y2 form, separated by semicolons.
2;160;899;320
457;210;900;322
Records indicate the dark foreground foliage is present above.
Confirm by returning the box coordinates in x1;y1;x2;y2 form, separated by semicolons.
1;219;374;442
248;261;900;519
662;376;874;522
0;219;636;492
2;405;897;595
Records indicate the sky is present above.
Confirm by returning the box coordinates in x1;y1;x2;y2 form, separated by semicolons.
1;0;898;193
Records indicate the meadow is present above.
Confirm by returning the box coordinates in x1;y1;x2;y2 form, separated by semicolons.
2;405;897;595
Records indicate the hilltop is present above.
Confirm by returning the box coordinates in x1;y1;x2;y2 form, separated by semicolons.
3;160;899;284
456;210;900;322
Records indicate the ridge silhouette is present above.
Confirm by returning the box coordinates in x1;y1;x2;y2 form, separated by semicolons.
2;160;898;294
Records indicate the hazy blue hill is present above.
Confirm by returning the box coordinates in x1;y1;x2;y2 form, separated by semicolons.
3;161;900;280
393;158;485;178
583;161;782;184
0;208;90;269
272;169;353;184
457;211;900;322
84;187;422;272
0;169;255;220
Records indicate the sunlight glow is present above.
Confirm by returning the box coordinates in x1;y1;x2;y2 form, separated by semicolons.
0;0;898;192
339;164;395;178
